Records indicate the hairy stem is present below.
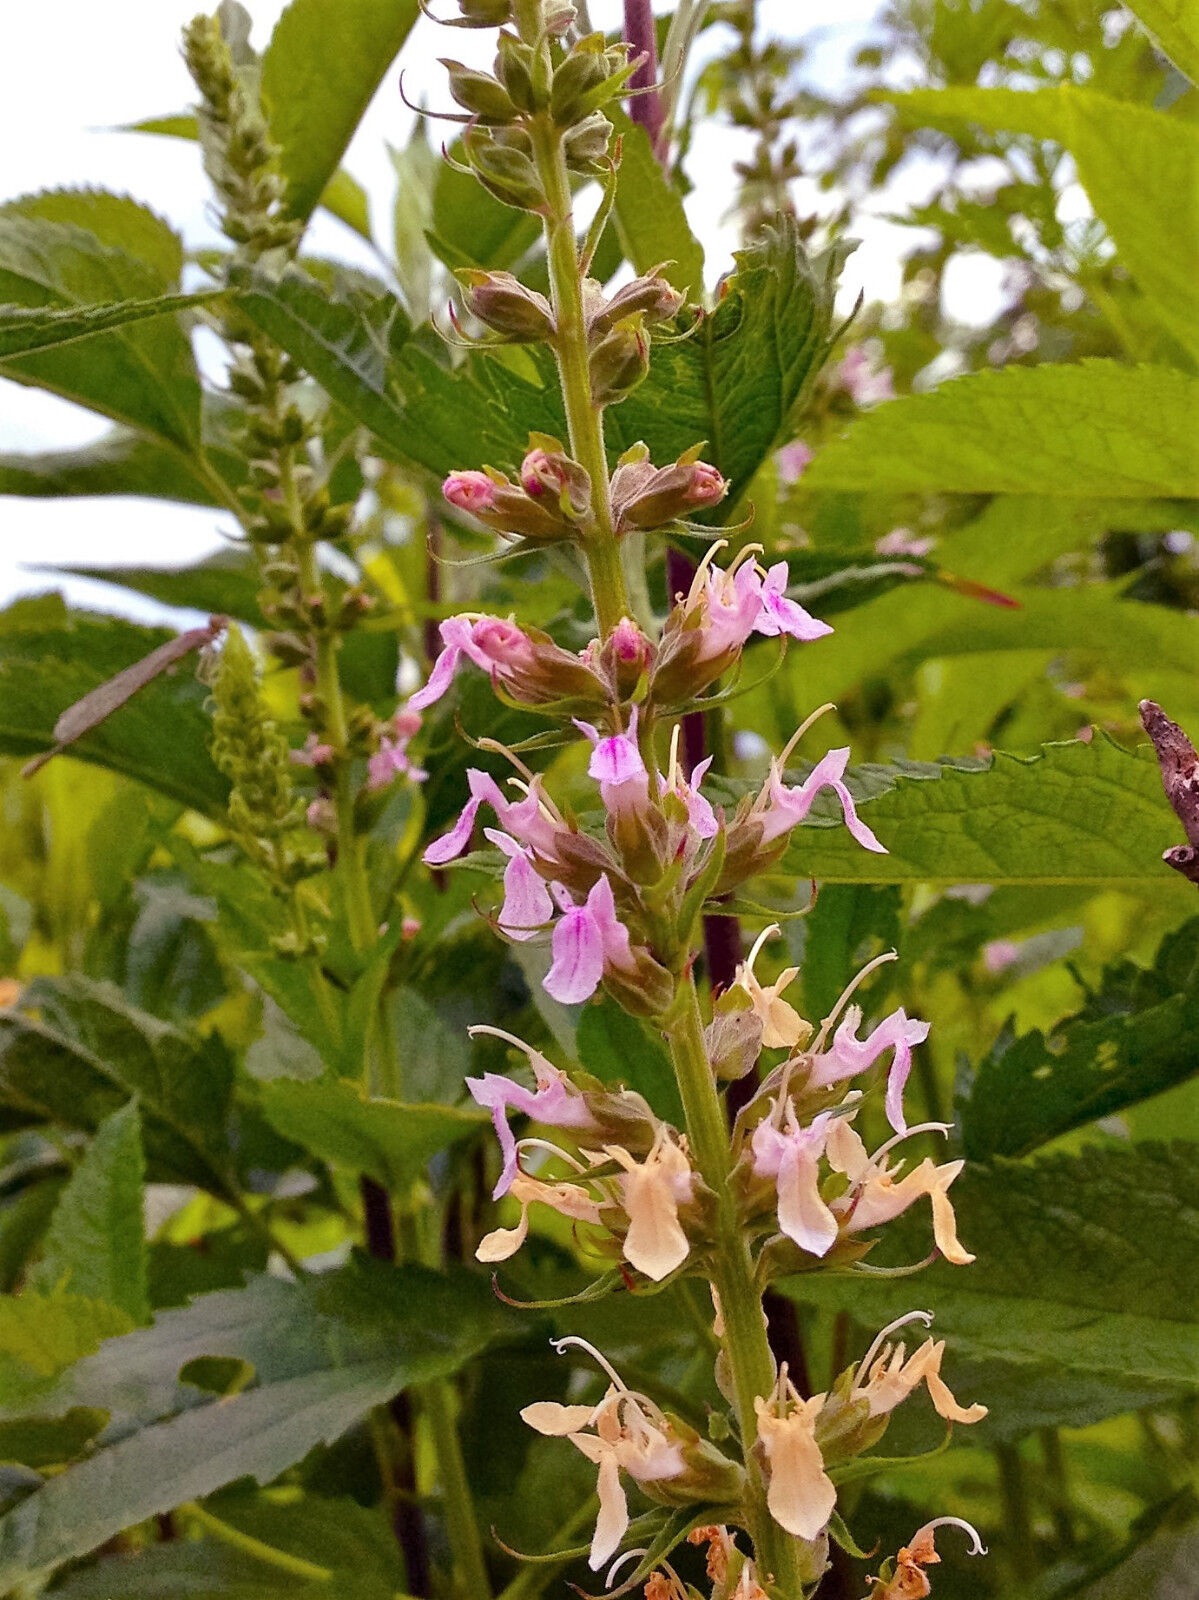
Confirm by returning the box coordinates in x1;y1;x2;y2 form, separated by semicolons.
665;974;808;1595
525;114;631;636
181;1502;332;1583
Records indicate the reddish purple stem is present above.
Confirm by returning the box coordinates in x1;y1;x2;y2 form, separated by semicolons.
623;0;666;152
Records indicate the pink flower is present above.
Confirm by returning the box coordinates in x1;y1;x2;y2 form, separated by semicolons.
837;346;894;406
486;829;555;943
682;460;727;508
572;707;651;824
753;747;885;853
368;737;428;791
983;939;1021;974
754;562;834;642
777;439;814;485
751;1107;839;1257
466;1026;596;1197
423;769;562;866
810;1006;930;1134
443;470;498;514
544;875;635;1005
407;615;492;712
663;728;718;839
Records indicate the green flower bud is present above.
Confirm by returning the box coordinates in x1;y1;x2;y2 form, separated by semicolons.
464;128;545;211
549;41;609;126
587;269;687;338
589;313;649;407
495;34;539;114
562;110;613;171
441;58;519;124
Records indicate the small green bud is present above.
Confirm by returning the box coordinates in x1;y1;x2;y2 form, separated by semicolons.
589;313;649;407
464;128;545;210
549;43;609;126
454;0;512;22
441;59;519;124
562;110;614;172
495;34;539;113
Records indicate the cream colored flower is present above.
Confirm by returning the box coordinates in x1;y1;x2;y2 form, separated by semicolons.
753;1365;836;1540
827;1121;975;1265
851;1313;987;1426
475;1167;601;1263
521;1339;686;1572
734;925;810;1049
605;1127;695;1281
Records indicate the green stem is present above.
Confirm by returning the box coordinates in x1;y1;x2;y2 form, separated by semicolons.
422;1379;493;1600
494;1497;598;1600
665;975;808;1596
995;1442;1038;1580
526;114;631;637
181;1502;332;1582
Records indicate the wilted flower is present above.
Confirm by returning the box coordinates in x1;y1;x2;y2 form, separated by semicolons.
867;1517;987;1598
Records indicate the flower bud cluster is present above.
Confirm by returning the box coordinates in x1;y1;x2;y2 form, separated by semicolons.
208;625;327;953
446;18;639;207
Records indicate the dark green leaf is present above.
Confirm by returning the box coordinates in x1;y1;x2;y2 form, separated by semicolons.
30;1101;149;1322
0;1257;516;1587
0;976;234;1193
260;0;420;223
804;362;1199;498
50;1541;395;1600
0;431;218;505
0;1294;132;1409
610;114;705;294
0;200;202;448
257;1077;485;1189
0;1410;108;1470
780;738;1179;885
0;290;217;360
50;550;265;624
960;919;1199;1159
0;607;228;815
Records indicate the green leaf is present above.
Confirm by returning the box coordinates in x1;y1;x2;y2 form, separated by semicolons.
960;919;1199;1159
49;1542;396;1600
780;583;1199;739
884;89;1199;362
611;216;839;512
785;1141;1199;1439
804;362;1199;497
260;0;420;223
0;607;228;815
50;550;265;624
0;1293;132;1407
258;1077;486;1190
610;114;705;294
0;290;217;360
780;738;1179;885
426;137;541;274
0;1257;515;1587
0;1410;108;1469
9;188;185;282
575;999;685;1126
0;977;234;1194
30;1101;149;1323
0;431;219;505
1125;0;1199;82
0;201;202;447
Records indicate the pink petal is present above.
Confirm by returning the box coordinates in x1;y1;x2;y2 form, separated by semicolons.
754;563;834;642
585;874;633;969
423;794;483;865
407;643;462;712
497;850;554;942
544;907;606;1004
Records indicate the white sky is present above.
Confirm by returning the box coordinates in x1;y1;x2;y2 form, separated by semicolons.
0;0;976;621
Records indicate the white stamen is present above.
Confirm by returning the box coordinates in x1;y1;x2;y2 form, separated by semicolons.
667;723;682;790
915;1516;988;1557
726;540;764;576
476;736;537;783
550;1334;628;1392
866;1122;954;1172
813;950;900;1049
745;921;782;972
467;1024;551;1071
502;773;564;825
514;1137;590;1174
605;1548;647;1586
857;1310;934;1379
778;702;838;767
686;538;729;604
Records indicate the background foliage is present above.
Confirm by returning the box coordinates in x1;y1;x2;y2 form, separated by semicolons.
0;1;1196;1597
